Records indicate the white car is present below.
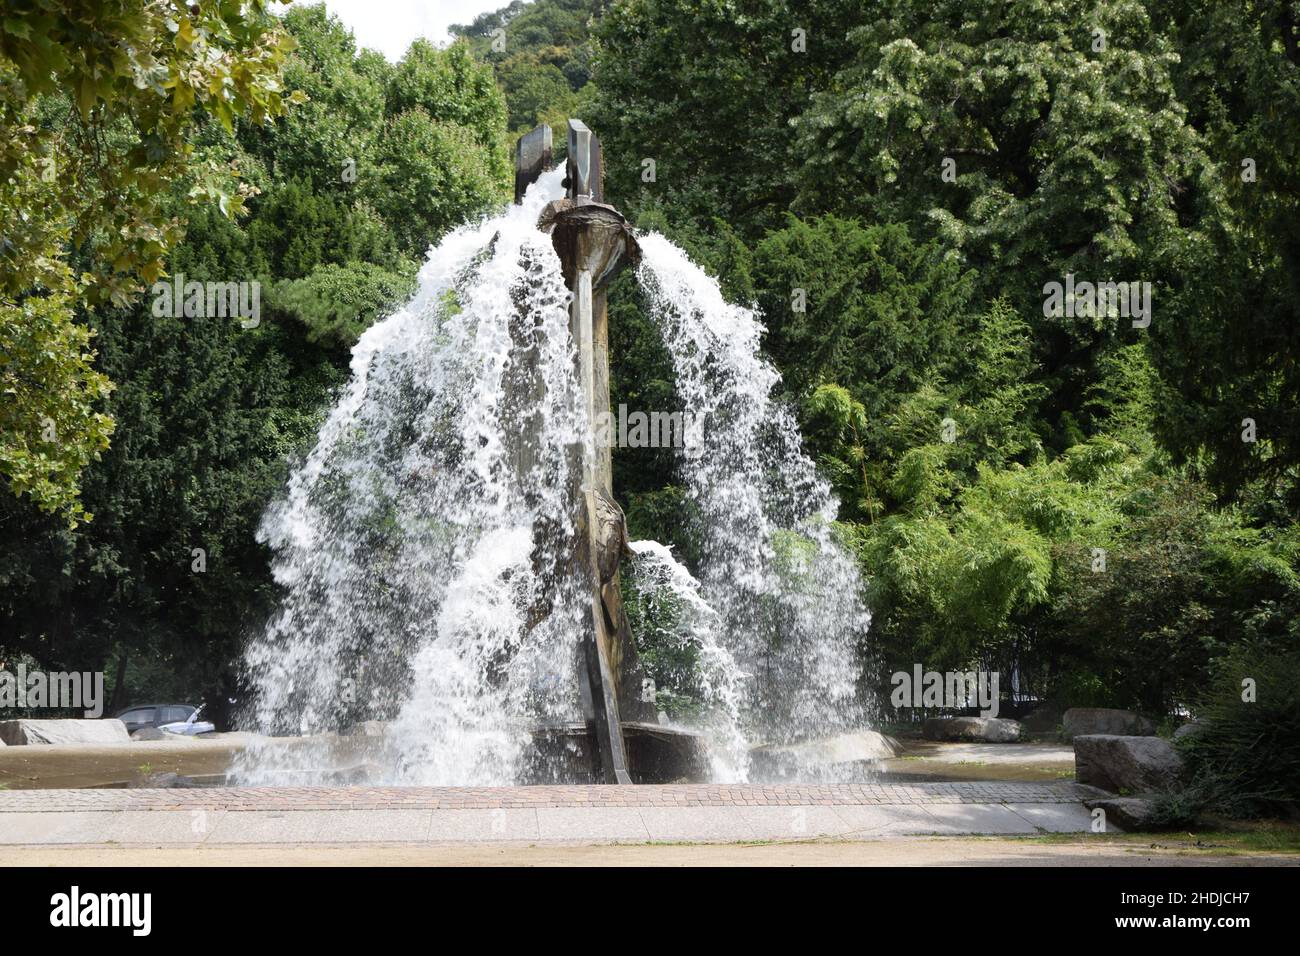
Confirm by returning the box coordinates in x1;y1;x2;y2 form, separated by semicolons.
159;704;215;736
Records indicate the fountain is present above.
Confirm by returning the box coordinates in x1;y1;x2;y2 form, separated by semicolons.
233;120;875;787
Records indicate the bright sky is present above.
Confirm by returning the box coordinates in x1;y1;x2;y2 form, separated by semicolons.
279;0;508;60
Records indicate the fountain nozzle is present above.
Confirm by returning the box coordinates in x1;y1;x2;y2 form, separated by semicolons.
541;201;640;290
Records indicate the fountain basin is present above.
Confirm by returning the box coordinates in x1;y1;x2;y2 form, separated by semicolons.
523;721;709;784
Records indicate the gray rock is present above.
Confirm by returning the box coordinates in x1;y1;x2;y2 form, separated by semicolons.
1063;707;1157;738
1074;735;1184;793
922;716;1022;743
0;718;130;746
1018;703;1064;734
1084;796;1155;831
1172;719;1204;741
131;726;167;741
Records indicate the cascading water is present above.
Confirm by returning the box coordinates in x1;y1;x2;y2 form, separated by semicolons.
635;234;872;762
236;168;588;785
235;171;872;786
625;539;747;780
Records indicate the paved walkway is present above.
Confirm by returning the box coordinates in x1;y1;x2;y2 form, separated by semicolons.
0;782;1106;845
7;840;1296;866
0;780;1090;809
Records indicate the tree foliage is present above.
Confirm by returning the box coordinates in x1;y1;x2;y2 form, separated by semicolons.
581;0;1300;719
0;0;299;522
451;0;598;134
5;0;1299;745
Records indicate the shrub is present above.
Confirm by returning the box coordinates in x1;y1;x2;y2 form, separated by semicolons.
1153;645;1300;821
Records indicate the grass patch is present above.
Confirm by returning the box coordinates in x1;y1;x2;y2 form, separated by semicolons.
1025;819;1300;854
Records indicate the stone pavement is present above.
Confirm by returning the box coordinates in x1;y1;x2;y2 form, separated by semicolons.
0;781;1106;845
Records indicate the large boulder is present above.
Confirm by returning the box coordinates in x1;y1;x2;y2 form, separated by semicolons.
1074;735;1184;793
1018;703;1065;734
1084;796;1155;831
1063;707;1157;738
922;716;1022;743
0;718;130;746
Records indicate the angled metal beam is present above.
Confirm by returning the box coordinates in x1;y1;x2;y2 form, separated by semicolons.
514;124;552;204
566;119;604;204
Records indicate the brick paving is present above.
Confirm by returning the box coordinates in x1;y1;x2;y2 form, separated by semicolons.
0;781;1091;812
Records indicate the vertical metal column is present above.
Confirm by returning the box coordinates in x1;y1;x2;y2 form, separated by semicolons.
514;121;641;784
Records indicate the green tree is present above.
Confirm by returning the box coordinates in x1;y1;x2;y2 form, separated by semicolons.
269;261;418;350
1145;0;1300;501
588;0;861;236
451;0;600;133
0;294;114;521
236;2;388;191
749;216;971;424
364;108;509;257
0;0;299;522
386;39;511;181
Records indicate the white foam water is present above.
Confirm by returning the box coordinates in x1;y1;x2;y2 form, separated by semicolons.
626;539;748;780
234;177;872;785
235;169;588;785
636;233;872;762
